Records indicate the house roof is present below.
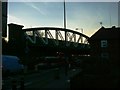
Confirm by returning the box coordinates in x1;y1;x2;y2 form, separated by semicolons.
89;26;120;41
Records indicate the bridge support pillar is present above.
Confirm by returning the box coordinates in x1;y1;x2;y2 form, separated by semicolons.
8;23;26;56
8;23;24;42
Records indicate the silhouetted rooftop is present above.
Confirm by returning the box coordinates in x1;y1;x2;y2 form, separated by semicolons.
89;26;120;41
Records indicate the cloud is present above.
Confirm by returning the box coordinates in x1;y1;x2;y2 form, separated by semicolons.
8;14;23;24
24;2;46;15
7;14;30;28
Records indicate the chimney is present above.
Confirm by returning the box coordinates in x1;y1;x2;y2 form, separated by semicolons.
112;26;116;28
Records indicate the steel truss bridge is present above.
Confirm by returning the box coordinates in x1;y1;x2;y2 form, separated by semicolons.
23;27;90;56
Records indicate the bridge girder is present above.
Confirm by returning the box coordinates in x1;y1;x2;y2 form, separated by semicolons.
23;27;89;38
23;27;89;47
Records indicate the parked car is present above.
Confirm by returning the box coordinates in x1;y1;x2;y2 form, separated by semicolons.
2;55;24;76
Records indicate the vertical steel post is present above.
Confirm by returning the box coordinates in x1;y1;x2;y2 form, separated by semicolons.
64;0;66;29
33;30;36;44
45;29;48;44
74;33;76;43
56;30;58;40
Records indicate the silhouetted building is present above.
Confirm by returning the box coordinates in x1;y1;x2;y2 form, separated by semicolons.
2;38;8;55
118;1;120;27
2;1;7;37
8;23;26;57
89;26;120;65
70;26;120;89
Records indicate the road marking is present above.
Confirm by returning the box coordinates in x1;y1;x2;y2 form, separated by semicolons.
24;82;33;86
72;69;76;71
67;79;70;83
16;82;33;88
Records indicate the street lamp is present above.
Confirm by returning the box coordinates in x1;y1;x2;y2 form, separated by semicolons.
76;28;83;34
100;22;103;27
81;28;83;34
64;0;66;29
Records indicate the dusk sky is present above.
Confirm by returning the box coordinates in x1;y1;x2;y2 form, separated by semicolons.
7;1;118;37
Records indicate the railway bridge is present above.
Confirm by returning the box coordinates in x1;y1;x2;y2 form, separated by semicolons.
7;23;90;65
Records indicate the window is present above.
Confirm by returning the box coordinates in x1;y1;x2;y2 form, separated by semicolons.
101;40;108;48
101;53;109;59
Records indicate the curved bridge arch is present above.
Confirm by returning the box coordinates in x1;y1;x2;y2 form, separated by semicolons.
23;27;89;48
23;27;89;39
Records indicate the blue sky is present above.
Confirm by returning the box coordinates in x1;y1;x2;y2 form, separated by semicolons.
8;2;118;36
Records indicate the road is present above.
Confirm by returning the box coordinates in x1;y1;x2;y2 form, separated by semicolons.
2;67;81;90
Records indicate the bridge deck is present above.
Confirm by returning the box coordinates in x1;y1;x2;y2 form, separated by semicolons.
26;36;90;56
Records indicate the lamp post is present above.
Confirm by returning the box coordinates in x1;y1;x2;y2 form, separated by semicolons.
76;28;83;34
81;28;83;34
100;22;103;27
64;0;66;29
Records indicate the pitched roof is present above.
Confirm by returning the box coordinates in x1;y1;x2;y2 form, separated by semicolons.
89;26;120;41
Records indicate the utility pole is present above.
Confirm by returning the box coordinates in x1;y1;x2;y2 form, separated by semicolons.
81;28;83;34
64;0;66;29
118;1;120;27
100;22;103;27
